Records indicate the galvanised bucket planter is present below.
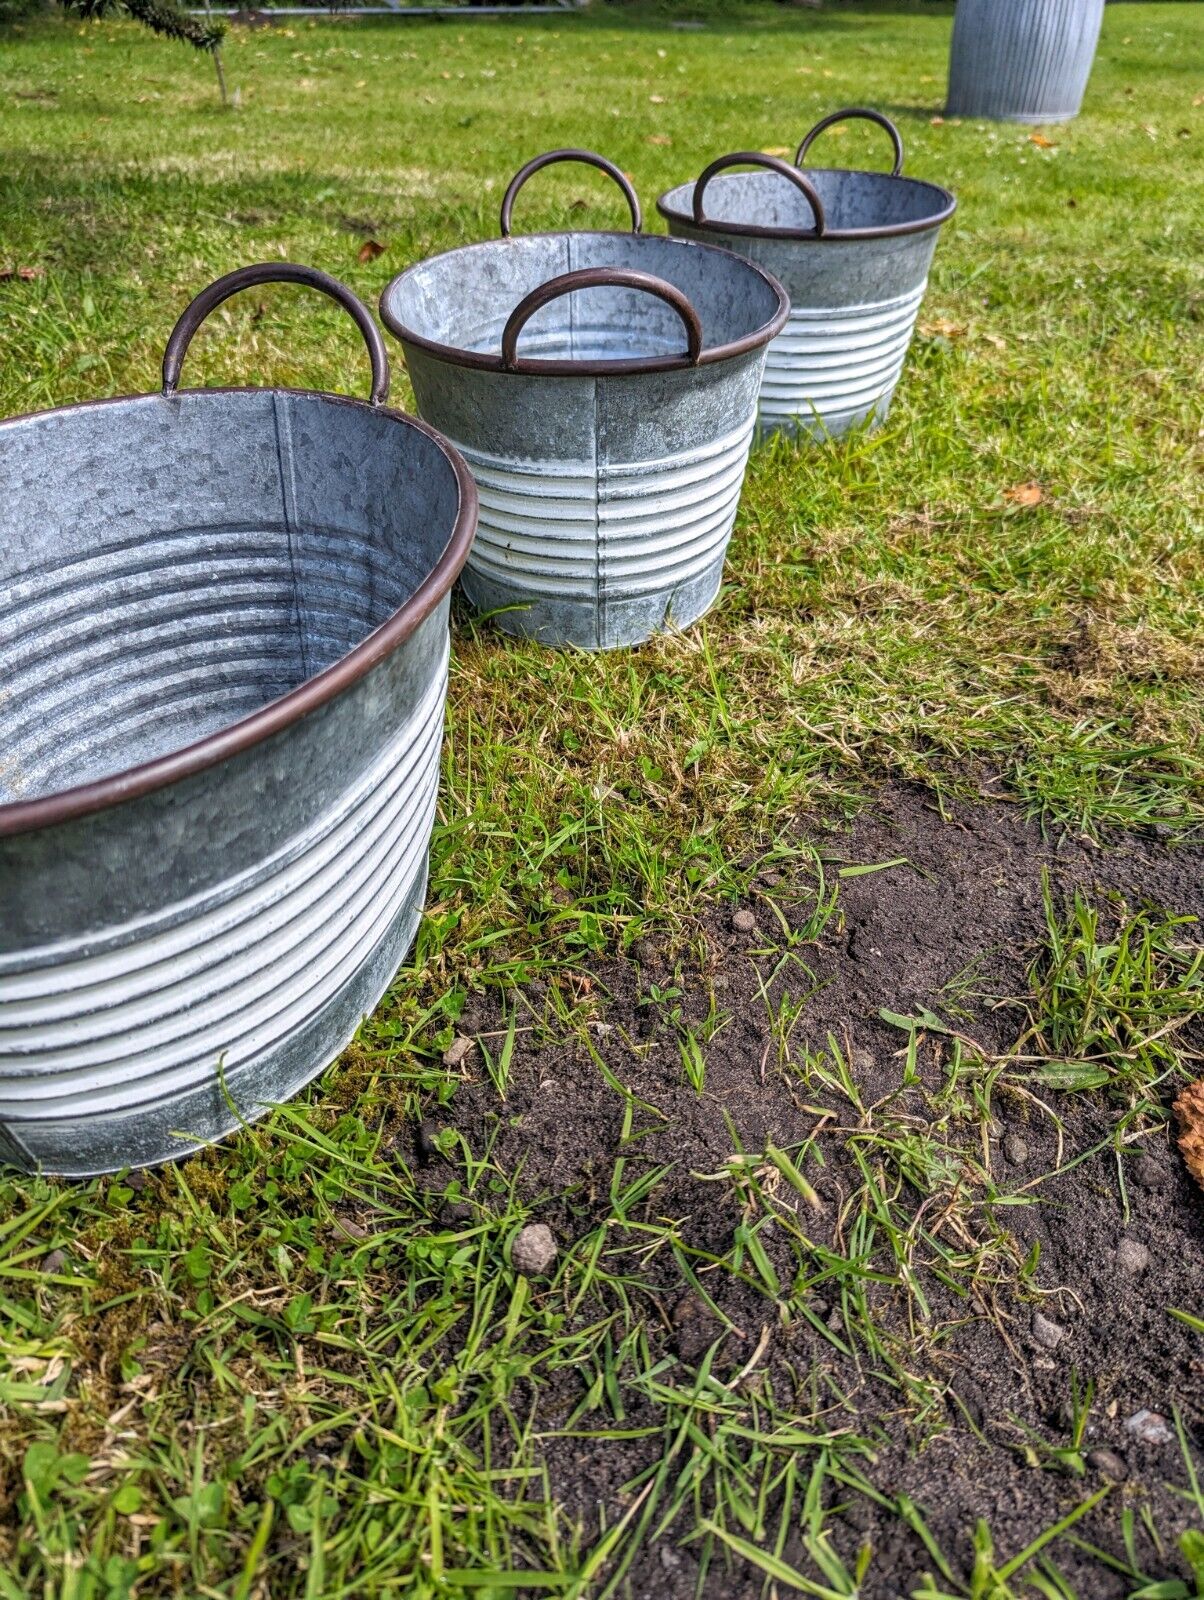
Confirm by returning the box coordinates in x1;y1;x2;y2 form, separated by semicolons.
946;0;1105;124
657;111;956;441
379;148;789;651
0;264;477;1177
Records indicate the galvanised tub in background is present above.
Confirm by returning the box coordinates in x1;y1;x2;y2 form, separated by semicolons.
0;264;477;1177
379;149;789;651
946;0;1105;124
657;111;956;441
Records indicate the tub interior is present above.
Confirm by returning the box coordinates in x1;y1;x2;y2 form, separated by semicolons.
383;232;783;364
660;168;951;234
0;389;461;806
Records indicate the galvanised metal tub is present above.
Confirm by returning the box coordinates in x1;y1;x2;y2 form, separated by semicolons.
657;111;956;441
379;149;789;651
0;264;477;1177
946;0;1105;124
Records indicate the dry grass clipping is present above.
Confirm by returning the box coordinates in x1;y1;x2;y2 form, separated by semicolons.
1173;1079;1204;1195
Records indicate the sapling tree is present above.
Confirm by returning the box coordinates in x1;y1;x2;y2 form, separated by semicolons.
61;0;231;105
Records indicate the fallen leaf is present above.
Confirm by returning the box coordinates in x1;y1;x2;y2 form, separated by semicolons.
0;265;45;280
1141;123;1158;140
1174;1079;1204;1195
920;317;967;339
930;115;945;126
646;134;672;146
1028;131;1056;148
981;331;1007;350
1003;482;1043;507
760;146;791;158
357;239;385;264
649;94;665;104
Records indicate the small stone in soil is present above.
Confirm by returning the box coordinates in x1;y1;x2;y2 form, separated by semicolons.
416;1121;442;1164
1003;1133;1029;1165
42;1249;66;1275
761;871;782;887
842;1497;875;1532
1086;1448;1128;1481
127;1170;146;1192
1125;1408;1173;1446
511;1222;557;1278
671;1291;723;1362
1116;1237;1150;1274
443;1034;474;1068
1032;1311;1065;1350
1131;1154;1168;1190
731;908;757;934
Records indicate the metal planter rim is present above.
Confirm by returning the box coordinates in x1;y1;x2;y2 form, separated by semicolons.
656;108;955;243
655;169;957;244
0;331;479;843
378;229;790;378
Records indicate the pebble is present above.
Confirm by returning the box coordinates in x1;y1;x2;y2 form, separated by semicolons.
443;1034;475;1068
671;1290;723;1363
416;1120;442;1164
731;908;757;934
1031;1311;1065;1350
1125;1409;1173;1446
511;1222;557;1278
42;1249;66;1275
1003;1133;1029;1165
1131;1154;1168;1190
761;871;783;887
1086;1448;1128;1481
843;1497;875;1533
1116;1237;1150;1274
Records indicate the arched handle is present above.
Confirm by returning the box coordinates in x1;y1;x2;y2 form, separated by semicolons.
692;152;826;237
500;148;643;238
162;262;390;406
500;267;702;372
795;107;904;178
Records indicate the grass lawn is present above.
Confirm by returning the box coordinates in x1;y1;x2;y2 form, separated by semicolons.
1;1;1203;1596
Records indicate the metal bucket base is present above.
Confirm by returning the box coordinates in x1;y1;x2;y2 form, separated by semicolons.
461;556;724;651
758;390;894;444
959;109;1081;125
0;878;425;1177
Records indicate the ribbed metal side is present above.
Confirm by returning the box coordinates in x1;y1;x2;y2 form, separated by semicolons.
0;525;396;798
946;0;1105;123
0;645;447;1124
758;282;926;438
454;415;756;648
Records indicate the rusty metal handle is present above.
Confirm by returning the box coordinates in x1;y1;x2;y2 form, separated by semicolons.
692;151;826;237
500;266;702;372
162;262;391;406
500;148;642;238
795;107;904;177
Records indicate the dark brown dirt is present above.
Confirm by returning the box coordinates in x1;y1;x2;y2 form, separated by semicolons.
433;787;1204;1597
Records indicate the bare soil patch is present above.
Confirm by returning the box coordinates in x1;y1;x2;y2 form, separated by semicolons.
417;787;1204;1596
